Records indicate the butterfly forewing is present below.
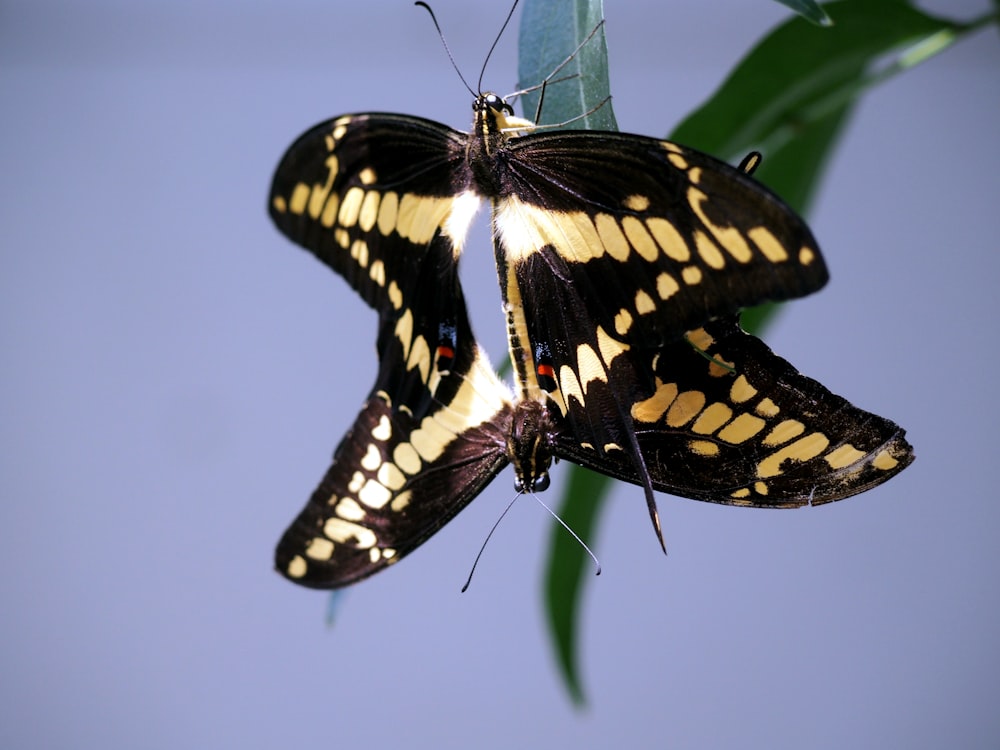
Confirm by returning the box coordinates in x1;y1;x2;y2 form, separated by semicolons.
493;131;828;348
269;113;474;313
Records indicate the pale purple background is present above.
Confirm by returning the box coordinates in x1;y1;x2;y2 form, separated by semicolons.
2;1;998;747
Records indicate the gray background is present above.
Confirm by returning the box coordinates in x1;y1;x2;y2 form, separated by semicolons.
2;0;998;747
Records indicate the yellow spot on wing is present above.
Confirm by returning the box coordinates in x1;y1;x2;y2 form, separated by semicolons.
825;444;866;470
682;266;703;285
336;497;366;521
763;419;805;446
359;190;380;232
408;196;453;244
320;193;340;228
575;344;607;391
406;334;431;382
393;443;422;475
289;183;310;215
729;374;758;403
667;151;689;170
755;398;780;417
377;462;407;491
347;471;364;493
646;217;690;262
387;281;403;310
757;433;830;478
656;272;680;300
559;365;585;406
350;239;369;268
686;327;714;350
410;416;456;462
594;213;630;261
324;517;377;548
748;226;789;262
717;413;767;444
272;195;287;213
595;325;628;367
338;186;365;227
692;402;733;434
391;490;412;511
621;216;658;262
360;444;381;471
689;440;719;456
359;479;392;509
305;538;334;561
614;308;633;336
286;555;307;578
371;415;392;441
694;231;726;269
873;449;899;471
624;194;650;212
377;191;399;236
395;309;413;360
635;289;656;315
799;246;817;266
666;390;706;427
632;381;678;423
369;258;386;287
567;212;604;261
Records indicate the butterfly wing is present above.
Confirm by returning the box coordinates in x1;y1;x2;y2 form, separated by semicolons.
270;114;513;588
270;112;476;312
273;230;513;588
492;130;827;348
554;315;913;507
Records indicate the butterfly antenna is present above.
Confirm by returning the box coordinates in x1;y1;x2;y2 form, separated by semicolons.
415;1;476;97
532;493;602;576
461;492;521;592
477;0;521;93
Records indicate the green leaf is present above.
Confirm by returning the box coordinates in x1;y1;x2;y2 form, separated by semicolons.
671;1;961;213
517;0;616;130
773;0;832;27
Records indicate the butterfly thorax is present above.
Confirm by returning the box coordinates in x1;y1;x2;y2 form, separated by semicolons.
507;398;557;493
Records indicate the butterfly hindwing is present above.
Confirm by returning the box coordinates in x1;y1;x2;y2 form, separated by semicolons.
553;315;913;507
274;230;514;588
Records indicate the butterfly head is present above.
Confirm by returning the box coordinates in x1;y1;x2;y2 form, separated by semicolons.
507;399;556;494
475;92;535;142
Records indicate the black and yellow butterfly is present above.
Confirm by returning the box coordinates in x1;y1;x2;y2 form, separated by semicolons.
268;91;913;589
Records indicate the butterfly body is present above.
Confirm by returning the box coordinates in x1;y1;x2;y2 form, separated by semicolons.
268;92;912;588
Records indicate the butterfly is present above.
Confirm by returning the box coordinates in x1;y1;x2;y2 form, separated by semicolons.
267;86;913;588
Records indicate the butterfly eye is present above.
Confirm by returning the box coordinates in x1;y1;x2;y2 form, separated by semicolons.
531;474;550;493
